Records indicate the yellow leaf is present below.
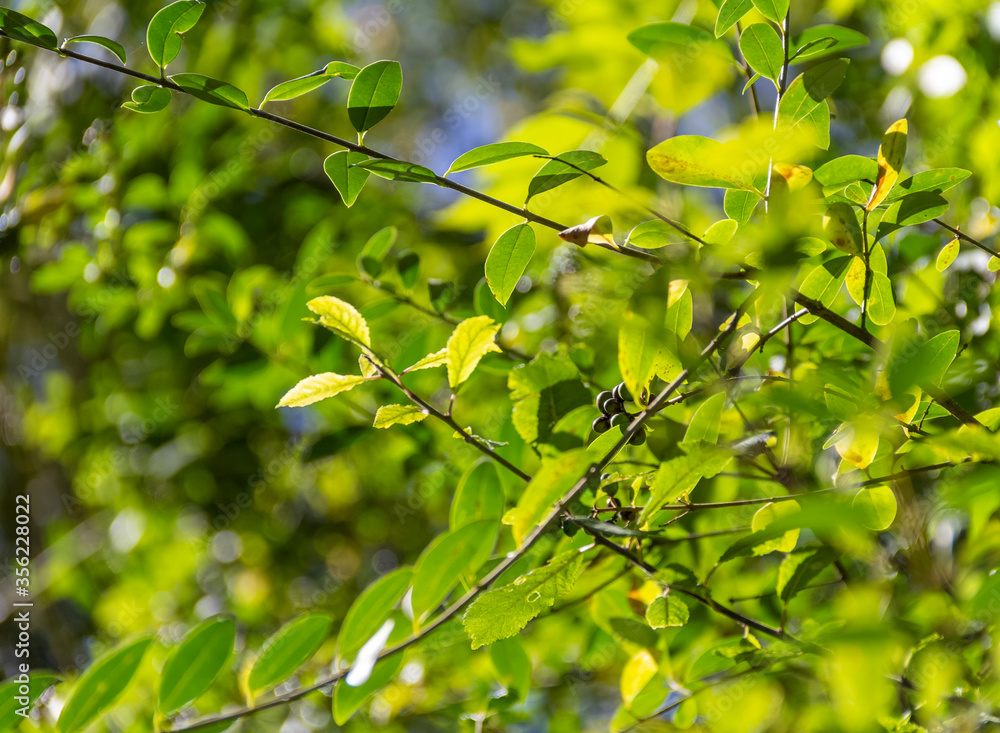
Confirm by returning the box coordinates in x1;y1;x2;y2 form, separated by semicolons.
835;421;879;469
373;404;429;428
277;373;368;408
935;238;960;272
403;348;447;373
307;295;371;348
621;650;658;708
866;119;907;211
773;163;813;191
446;316;502;388
823;202;863;256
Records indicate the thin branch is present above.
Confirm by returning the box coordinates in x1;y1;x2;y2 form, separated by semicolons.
933;218;1000;259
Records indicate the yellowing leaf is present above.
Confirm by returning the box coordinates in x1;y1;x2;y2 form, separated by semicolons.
823;203;862;256
853;485;897;530
835;421;879;470
558;215;616;249
307;296;371;348
277;373;369;408
403;348;447;373
866;119;907;211
373;404;428;428
621;650;658;707
446;316;502;389
773;163;813;191
936;238;960;272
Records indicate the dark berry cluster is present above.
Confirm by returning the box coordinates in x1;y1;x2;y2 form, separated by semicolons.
591;382;646;446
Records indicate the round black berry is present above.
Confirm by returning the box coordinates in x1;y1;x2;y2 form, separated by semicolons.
629;428;647;446
596;390;614;412
610;413;629;430
592;416;611;434
614;382;633;403
604;399;624;416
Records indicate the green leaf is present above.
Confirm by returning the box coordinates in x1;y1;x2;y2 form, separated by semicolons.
814;155;877;188
715;0;754;37
646;594;689;628
513;450;592;545
403;348;447;373
485;224;535;306
777;59;849;150
121;85;172;114
751;0;789;23
57;637;153;733
625;220;678;249
0;674;59;729
373;404;428;428
883;168;971;204
277;373;369;408
0;8;58;49
777;546;839;602
867;272;896;326
337;567;413;662
723;189;761;226
261;62;359;104
618;312;663;404
447;142;549;174
170;73;250;110
147;1;205;69
490;637;532;698
877;192;949;240
357;226;397;277
647;136;759;191
627;22;733;64
682;392;727;446
508;351;588;447
526;151;606;201
463;547;589;649
158;617;235;715
61;35;127;63
354;159;438;183
246;614;332;699
936;238;960;272
888;330;960;398
796;256;851;314
411;519;498;618
638;445;732;528
852;485;897;530
347;60;403;133
750;500;801;554
739;24;783;83
324;151;371;207
333;648;404;725
792;25;869;62
446;316;502;389
450;461;505;529
307;295;372;347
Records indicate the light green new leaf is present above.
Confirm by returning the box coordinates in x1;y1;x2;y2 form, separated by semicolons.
158;617;235;715
639;445;732;528
324;151;370;208
682;392;727;446
526;151;606;201
626;220;678;249
58;637;153;733
446;316;502;388
814;155;877;188
751;500;801;554
715;0;754;36
853;485;897;530
792;25;869;62
354;159;437;183
448;142;548;174
647;136;759;191
337;567;413;662
0;675;59;729
122;85;172;114
307;295;371;347
627;22;734;64
867;272;896;326
412;519;498;618
373;404;428;428
740;24;783;83
618;313;662;404
777;59;848;150
751;0;789;23
261;62;359;104
883;168;971;204
277;373;369;408
513;450;592;545
147;1;204;69
62;35;127;63
646;594;689;628
485;224;535;306
347;60;402;133
0;8;58;49
463;547;588;649
246;614;332;699
170;73;249;110
796;256;851;319
450;461;504;529
403;348;447;373
723;189;761;226
490;637;532;698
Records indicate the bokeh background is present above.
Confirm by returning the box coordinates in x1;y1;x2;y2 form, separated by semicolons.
2;0;1000;730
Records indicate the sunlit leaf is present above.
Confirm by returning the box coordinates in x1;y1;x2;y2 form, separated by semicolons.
740;23;783;83
751;0;789;24
246;614;332;699
58;637;153;733
447;142;548;174
354;159;437;183
446;316;502;389
485;223;535;306
450;461;505;529
852;485;897;530
777;59;848;150
867;272;896;326
639;445;733;528
647;135;759;191
0;675;59;729
936;238;960;272
402;348;448;373
373;404;428;428
866;119;907;211
307;295;372;347
814;155;877;188
0;7;58;49
792;25;869;62
724;189;761;226
822;202;862;256
277;373;369;408
347;60;402;133
62;35;127;63
147;1;205;69
751;500;801;554
121;85;171;114
645;594;689;629
526;151;606;201
512;450;592;545
715;0;754;36
170;73;250;110
337;568;413;662
324;151;371;207
158;617;235;714
261;61;359;104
